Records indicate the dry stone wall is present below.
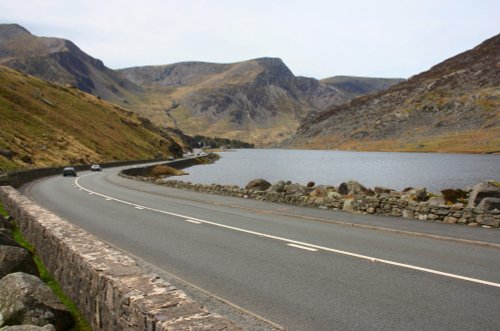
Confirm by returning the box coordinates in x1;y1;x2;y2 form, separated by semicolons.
0;186;239;331
129;177;500;229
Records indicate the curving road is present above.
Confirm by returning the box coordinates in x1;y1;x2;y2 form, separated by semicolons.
22;163;500;331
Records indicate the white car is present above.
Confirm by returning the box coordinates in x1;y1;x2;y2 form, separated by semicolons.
90;164;102;172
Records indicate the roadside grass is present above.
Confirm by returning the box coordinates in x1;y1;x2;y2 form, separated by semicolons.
0;202;91;331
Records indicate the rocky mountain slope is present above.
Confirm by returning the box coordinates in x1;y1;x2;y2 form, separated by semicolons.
284;34;500;153
119;58;355;145
0;24;140;104
321;76;404;100
1;24;404;146
0;66;182;171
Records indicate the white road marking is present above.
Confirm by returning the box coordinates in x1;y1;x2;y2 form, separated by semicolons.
105;198;112;201
74;175;500;288
287;243;318;252
134;206;144;210
185;219;202;224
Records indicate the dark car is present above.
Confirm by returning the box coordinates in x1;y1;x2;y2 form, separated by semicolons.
90;164;102;172
62;167;77;177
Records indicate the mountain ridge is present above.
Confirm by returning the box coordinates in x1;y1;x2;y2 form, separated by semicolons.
283;34;500;153
0;23;140;104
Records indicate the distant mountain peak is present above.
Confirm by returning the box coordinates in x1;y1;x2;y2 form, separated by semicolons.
0;24;32;41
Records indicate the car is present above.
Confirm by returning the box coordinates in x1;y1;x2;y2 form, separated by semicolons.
90;164;102;172
62;167;77;177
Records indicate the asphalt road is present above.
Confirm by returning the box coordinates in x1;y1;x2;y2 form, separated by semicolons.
22;164;500;331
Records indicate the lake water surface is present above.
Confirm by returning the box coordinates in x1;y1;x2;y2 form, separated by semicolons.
179;149;499;193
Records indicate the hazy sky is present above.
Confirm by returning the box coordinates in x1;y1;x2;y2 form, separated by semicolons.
0;0;498;79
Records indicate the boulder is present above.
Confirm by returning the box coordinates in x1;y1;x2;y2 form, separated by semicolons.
338;182;348;195
413;188;429;202
245;178;271;191
338;180;368;196
306;181;315;188
268;181;286;193
283;183;307;196
428;197;446;207
0;325;55;331
476;197;500;212
0;273;73;330
467;182;500;207
346;180;368;196
0;246;39;278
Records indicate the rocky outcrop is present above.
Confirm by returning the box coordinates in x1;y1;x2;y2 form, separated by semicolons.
0;272;73;330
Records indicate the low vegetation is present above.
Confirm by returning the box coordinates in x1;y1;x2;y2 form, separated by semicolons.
0;202;91;330
0;66;181;172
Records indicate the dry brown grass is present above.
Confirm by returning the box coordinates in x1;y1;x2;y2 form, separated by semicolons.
0;66;179;171
149;165;187;177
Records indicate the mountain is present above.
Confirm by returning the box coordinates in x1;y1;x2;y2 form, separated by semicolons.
119;58;358;145
0;24;140;103
321;76;404;100
0;65;182;171
283;34;500;153
0;24;403;146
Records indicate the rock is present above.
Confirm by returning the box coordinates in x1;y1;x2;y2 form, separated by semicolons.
306;181;315;188
0;246;39;279
0;273;73;330
374;186;393;194
467;182;500;207
326;191;342;200
441;188;468;204
338;182;348;195
0;325;56;331
346;180;368;196
475;197;500;212
413;188;429;202
268;181;286;193
427;197;446;206
283;183;307;196
342;199;355;212
443;216;458;224
245;178;271;191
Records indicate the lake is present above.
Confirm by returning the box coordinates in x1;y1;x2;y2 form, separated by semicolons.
179;149;500;193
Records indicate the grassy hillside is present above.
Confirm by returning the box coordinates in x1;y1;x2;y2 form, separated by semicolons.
0;66;182;171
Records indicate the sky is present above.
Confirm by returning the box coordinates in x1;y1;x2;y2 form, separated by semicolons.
0;0;498;79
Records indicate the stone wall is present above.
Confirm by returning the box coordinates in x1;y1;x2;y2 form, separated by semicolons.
130;178;500;229
0;186;239;331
